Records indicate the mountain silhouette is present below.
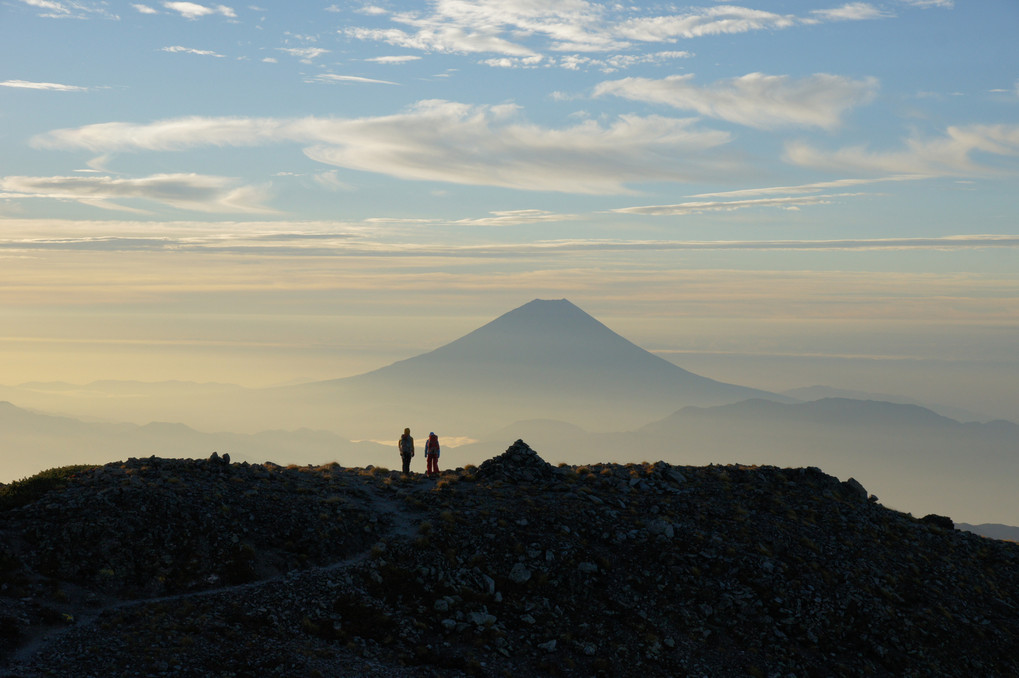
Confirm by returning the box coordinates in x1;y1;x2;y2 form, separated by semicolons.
452;396;1019;525
292;299;785;435
0;400;388;484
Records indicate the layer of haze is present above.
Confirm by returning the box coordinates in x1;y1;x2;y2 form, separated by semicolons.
3;219;1017;424
1;1;1018;521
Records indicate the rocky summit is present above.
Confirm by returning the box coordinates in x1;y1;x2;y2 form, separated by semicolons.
2;442;1018;677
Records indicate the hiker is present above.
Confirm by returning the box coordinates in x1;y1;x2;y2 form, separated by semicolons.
425;431;440;477
398;428;415;474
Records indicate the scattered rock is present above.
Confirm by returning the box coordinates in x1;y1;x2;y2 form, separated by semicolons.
509;563;532;584
843;476;868;500
2;444;1018;677
921;513;955;530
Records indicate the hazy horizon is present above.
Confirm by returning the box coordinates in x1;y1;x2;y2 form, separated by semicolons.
2;2;1018;517
4;299;1017;425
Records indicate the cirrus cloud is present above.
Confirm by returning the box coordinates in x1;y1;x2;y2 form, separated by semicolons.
342;2;901;72
277;47;330;62
309;74;399;85
1;79;87;91
31;102;737;194
616;5;797;41
16;0;119;20
162;1;235;20
594;72;879;129
808;3;893;23
0;173;275;213
611;193;868;216
785;124;1019;176
161;45;226;57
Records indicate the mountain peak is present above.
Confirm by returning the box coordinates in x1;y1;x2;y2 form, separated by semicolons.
516;297;577;312
480;297;601;331
318;299;784;434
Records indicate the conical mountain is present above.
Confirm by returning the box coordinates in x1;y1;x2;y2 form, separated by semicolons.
350;299;761;395
293;299;784;435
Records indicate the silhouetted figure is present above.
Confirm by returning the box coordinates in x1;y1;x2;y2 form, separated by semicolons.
398;428;415;474
425;431;440;477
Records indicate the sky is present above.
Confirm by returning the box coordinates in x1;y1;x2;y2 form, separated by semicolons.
1;1;1018;421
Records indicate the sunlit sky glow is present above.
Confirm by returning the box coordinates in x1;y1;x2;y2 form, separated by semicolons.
1;0;1017;419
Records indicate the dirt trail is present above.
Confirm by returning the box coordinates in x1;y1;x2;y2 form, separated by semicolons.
4;475;434;671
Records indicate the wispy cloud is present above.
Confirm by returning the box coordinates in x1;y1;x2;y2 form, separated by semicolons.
344;26;540;58
430;235;1019;255
616;6;797;41
594;72;878;129
611;193;868;216
161;46;226;58
808;3;893;23
384;0;619;54
900;0;953;8
312;170;353;192
17;0;119;19
341;2;909;72
0;80;87;91
688;175;927;199
0;173;275;213
33;117;296;152
132;3;158;14
487;50;691;73
309;74;399;85
785;124;1019;176
3;223;1014;257
31;104;737;194
162;1;236;20
300;101;735;193
277;47;330;62
364;55;422;64
451;209;580;227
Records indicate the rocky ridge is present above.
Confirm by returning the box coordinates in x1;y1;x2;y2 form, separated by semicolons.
2;440;1018;677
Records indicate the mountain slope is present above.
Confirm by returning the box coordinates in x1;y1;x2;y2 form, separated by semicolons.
3;446;1018;677
288;299;785;435
349;299;770;396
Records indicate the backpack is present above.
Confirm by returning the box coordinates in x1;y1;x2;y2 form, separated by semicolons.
399;434;414;456
427;433;439;455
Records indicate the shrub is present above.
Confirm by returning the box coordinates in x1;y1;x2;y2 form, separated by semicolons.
0;465;99;511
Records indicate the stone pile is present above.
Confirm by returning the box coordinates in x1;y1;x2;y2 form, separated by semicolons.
474;439;558;483
2;445;1019;677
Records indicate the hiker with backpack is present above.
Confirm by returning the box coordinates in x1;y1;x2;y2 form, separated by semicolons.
398;428;415;474
425;431;440;477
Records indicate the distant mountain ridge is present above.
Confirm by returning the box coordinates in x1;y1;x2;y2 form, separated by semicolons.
0;400;387;484
456;397;1019;526
783;385;990;423
957;523;1019;542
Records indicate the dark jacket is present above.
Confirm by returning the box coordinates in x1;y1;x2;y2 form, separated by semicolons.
399;434;414;457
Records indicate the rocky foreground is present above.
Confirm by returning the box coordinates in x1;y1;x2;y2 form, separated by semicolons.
2;441;1018;677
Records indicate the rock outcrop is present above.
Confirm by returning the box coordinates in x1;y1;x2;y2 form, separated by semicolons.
2;442;1018;677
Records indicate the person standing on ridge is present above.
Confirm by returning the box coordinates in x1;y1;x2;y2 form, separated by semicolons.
398;428;414;474
425;431;440;477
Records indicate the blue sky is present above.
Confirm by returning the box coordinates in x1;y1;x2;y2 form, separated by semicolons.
1;1;1018;420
